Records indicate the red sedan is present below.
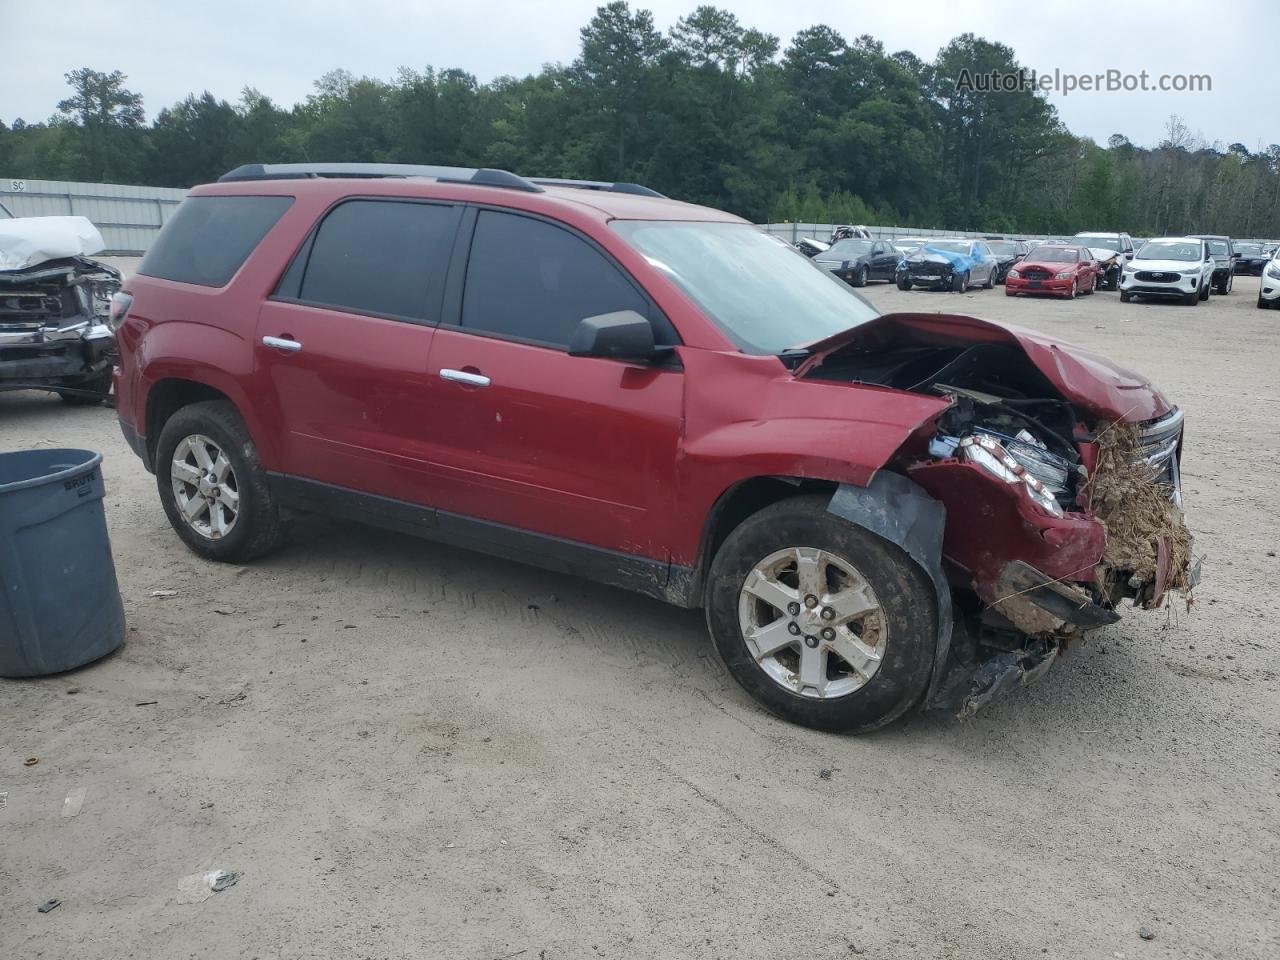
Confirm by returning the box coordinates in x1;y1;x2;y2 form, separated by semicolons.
1005;245;1098;299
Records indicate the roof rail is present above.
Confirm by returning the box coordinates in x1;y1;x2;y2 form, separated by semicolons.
527;178;666;198
217;163;544;193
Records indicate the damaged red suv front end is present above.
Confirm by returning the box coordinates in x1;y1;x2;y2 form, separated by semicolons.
797;312;1193;714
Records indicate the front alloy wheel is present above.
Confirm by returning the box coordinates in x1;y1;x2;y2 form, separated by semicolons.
170;434;239;540
738;547;887;699
706;495;936;732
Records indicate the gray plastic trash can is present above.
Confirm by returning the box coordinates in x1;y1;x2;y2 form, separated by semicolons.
0;449;125;677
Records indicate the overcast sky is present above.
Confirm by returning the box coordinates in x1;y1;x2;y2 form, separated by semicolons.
2;0;1269;151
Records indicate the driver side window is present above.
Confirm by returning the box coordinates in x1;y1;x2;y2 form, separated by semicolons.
460;210;670;349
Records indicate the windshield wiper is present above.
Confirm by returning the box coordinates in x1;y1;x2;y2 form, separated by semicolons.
778;347;811;369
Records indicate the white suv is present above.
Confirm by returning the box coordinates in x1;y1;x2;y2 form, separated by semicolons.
1120;237;1214;305
1259;250;1280;309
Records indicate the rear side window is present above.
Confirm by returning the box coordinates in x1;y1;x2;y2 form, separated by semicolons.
460;210;653;347
138;195;293;287
295;200;460;321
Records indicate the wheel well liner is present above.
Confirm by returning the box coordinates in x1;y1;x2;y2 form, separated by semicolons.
145;379;234;466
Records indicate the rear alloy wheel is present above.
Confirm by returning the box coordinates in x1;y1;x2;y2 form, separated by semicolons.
156;399;289;562
707;495;936;732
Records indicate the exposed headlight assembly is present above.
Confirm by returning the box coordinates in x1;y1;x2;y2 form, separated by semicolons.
1266;262;1280;280
958;433;1064;518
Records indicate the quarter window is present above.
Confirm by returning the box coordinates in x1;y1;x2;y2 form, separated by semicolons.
460;210;654;347
297;200;459;321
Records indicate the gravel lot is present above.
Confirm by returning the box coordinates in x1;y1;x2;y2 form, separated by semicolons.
2;275;1278;960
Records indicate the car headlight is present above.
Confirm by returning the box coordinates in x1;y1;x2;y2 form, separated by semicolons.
1007;268;1020;278
1055;271;1072;280
958;434;1063;518
1266;262;1280;280
1181;269;1203;276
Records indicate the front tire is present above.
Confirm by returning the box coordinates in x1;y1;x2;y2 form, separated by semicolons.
155;400;289;563
952;272;967;293
1183;290;1199;306
706;495;936;733
1199;280;1210;301
853;265;868;288
982;268;994;289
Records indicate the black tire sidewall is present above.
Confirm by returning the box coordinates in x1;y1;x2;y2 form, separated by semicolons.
706;496;937;732
155;400;283;562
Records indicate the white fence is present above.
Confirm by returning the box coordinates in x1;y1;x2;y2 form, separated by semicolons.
761;222;1063;244
0;177;187;255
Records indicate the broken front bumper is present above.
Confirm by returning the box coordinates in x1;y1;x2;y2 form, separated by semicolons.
0;323;114;389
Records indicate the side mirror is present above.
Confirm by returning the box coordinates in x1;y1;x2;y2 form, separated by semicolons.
568;310;656;361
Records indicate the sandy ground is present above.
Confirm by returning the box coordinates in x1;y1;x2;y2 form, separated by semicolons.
2;274;1278;960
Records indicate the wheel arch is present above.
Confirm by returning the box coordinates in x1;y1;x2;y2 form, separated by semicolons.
143;375;277;473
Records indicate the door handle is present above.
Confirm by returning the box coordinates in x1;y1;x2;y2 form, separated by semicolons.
439;368;491;388
262;335;302;353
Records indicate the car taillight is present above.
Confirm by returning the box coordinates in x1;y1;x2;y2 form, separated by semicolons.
107;292;133;332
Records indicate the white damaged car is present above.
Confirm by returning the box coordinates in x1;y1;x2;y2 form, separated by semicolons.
1119;237;1214;306
0;215;121;403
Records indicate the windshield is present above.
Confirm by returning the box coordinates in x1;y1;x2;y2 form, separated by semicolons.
1237;243;1262;255
824;239;874;257
986;241;1018;255
1200;239;1228;254
1079;236;1123;252
924;241;971;255
613;221;880;355
1138;240;1201;262
1027;246;1079;262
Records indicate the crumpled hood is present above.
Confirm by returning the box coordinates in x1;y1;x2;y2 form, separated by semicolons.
909;246;973;268
0;216;105;272
795;311;1172;423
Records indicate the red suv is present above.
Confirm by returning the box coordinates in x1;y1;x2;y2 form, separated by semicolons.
111;163;1191;732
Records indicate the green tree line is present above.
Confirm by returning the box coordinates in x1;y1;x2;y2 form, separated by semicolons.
4;3;1279;237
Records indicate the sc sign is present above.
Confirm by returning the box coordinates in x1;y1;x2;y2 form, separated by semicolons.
7;180;26;192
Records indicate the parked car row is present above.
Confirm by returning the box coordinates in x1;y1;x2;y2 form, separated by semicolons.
788;227;1278;309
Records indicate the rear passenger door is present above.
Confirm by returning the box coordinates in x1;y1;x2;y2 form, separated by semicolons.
255;198;461;505
422;207;683;561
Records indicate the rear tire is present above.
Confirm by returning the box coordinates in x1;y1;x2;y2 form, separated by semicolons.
706;495;936;733
155;400;289;563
